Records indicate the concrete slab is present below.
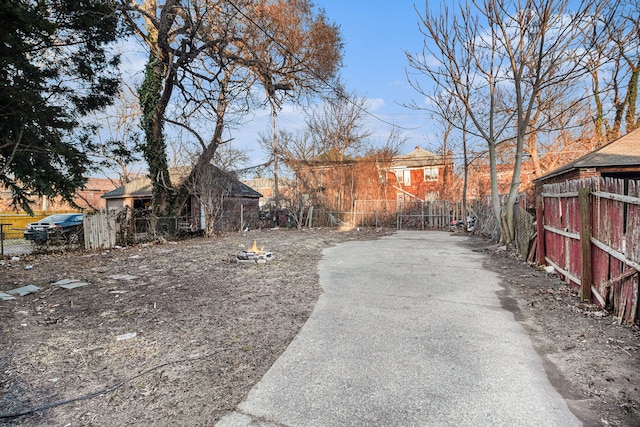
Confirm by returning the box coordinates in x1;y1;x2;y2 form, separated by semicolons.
7;285;41;296
0;292;16;301
217;231;581;427
59;282;90;289
52;279;80;286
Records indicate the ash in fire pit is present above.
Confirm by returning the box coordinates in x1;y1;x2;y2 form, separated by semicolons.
237;240;274;264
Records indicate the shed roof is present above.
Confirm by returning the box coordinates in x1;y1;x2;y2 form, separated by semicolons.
102;166;261;200
536;128;640;181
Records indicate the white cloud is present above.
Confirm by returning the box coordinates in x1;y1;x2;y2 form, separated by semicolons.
366;97;386;112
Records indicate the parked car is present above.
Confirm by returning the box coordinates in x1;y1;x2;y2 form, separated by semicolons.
24;213;84;244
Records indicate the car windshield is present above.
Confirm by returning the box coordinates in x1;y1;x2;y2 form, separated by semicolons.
40;214;79;223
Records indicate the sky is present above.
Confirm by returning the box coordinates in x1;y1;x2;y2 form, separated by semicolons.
228;1;438;168
114;1;438;173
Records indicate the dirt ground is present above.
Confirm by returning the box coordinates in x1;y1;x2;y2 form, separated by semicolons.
1;228;639;426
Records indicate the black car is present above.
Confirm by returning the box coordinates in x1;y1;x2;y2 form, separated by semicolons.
24;213;84;244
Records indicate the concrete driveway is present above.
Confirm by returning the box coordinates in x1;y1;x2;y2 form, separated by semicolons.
217;231;580;426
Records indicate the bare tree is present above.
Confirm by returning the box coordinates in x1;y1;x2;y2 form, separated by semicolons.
585;0;640;140
411;91;472;208
261;95;400;224
303;95;371;213
407;0;605;244
306;95;372;161
92;83;144;186
361;127;405;201
118;0;343;220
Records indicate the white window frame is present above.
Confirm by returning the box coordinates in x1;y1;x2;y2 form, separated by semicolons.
394;169;403;184
403;169;411;186
424;166;439;182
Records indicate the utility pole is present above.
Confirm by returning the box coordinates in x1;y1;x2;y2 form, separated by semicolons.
267;81;293;215
272;99;279;208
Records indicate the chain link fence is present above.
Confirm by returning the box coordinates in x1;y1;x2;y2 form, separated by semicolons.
260;200;465;231
471;193;536;257
2;199;510;257
0;213;85;256
1;215;39;256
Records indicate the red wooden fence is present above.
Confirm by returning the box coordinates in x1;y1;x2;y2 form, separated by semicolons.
537;177;640;325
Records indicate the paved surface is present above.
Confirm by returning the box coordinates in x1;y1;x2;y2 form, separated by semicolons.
217;231;581;426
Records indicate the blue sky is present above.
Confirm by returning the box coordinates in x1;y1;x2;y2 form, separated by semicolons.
316;1;424;104
315;1;432;134
114;2;438;171
231;1;438;167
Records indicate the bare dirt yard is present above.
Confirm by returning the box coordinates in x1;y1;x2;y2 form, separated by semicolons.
1;228;639;426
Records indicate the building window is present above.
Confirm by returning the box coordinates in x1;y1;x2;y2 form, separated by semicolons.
394;168;412;186
424;166;439;182
403;169;411;186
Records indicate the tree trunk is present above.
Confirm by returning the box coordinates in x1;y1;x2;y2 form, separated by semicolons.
139;54;173;217
591;70;606;145
528;129;542;177
625;67;639;132
179;71;230;233
461;124;469;222
528;104;543;177
488;140;502;242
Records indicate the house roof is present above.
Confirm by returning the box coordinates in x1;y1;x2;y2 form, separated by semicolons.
102;166;261;200
232;180;263;198
101;178;153;199
309;149;354;164
392;146;442;168
536;128;640;181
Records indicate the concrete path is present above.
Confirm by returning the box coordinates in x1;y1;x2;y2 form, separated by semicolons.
217;231;580;426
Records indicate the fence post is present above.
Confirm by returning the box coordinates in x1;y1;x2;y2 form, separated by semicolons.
536;193;546;265
579;187;592;302
0;223;8;256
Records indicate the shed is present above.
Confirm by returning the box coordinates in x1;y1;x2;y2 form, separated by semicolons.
102;166;262;231
534;128;640;188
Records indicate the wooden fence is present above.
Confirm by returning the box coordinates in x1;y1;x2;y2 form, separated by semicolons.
537;177;640;325
84;211;117;250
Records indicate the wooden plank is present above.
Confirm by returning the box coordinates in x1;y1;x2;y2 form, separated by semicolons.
592;285;606;307
528;233;538;263
592;191;640;206
590;237;640;271
541;191;580;198
603;267;638;289
579;187;592;302
545;256;581;286
543;224;580;240
612;179;625;253
567;182;580;285
593;245;611;306
627;181;640;265
627;276;639;325
536;194;545;265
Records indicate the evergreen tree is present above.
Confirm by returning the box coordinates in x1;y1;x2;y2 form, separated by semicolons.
0;0;121;213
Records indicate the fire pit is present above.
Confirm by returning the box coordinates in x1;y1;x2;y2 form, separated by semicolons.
237;240;273;264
